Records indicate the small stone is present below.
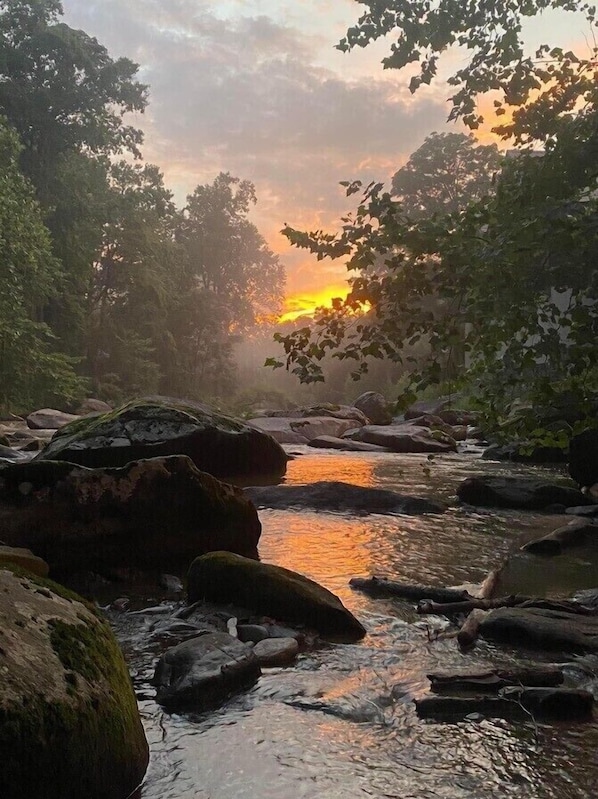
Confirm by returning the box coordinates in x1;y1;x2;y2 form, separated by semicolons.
237;624;269;643
253;637;299;667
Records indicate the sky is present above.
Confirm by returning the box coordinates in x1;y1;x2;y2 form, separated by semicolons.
61;0;590;319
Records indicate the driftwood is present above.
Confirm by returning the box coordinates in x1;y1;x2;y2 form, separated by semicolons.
457;609;489;648
427;666;564;693
476;567;502;600
349;576;471;604
417;594;532;616
415;687;594;721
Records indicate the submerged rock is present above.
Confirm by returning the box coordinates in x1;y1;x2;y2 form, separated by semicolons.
245;481;446;515
0;567;148;799
35;396;288;480
457;475;589;511
187;551;367;641
153;631;261;710
0;455;261;578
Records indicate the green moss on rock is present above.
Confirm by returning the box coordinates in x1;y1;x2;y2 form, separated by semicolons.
187;551;367;642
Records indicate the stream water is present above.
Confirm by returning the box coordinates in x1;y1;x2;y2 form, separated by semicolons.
112;447;598;799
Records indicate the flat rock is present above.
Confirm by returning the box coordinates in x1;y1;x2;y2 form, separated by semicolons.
253;637;299;666
187;551;367;641
480;606;598;653
308;436;389;452
35;397;288;480
248;415;360;444
153;631;260;710
26;408;80;429
244;481;446;515
457;475;589;510
349;424;457;453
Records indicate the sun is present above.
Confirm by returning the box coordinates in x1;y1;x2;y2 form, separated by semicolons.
278;283;353;324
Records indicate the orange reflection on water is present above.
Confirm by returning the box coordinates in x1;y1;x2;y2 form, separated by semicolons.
285;453;378;488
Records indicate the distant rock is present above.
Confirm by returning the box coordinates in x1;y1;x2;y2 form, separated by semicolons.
0;455;261;578
244;481;446;515
404;396;456;419
308;435;389;452
353;392;393;425
187;551;367;641
259;403;368;424
349;424;457;453
35;396;288;480
248;415;359;444
457;475;589;511
153;631;261;711
76;398;112;415
0;567;148;799
26;408;80;429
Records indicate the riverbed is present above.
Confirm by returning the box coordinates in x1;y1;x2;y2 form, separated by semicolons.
113;447;598;799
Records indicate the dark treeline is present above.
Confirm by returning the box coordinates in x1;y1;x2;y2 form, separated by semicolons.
0;0;284;414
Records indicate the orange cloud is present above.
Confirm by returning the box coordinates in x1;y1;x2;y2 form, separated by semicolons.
278;282;351;323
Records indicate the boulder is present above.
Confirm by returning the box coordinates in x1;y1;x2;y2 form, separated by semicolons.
482;442;567;464
457;475;589;511
75;398;112;415
26;408;80;430
353;392;393;425
0;545;49;576
187;552;367;641
307;435;389;452
0;455;261;578
0;568;148;799
404;396;455;419
569;429;598;488
35;397;288;480
437;408;480;426
395;413;456;438
253;637;299;667
521;518;598;555
480;606;598;653
245;481;446;515
0;444;29;463
349;424;457;453
248;415;359;444
152;631;261;710
259;404;368;424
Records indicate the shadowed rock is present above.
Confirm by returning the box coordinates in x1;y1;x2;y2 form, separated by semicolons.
457;475;589;510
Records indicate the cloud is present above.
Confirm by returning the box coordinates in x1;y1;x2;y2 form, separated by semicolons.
63;0;450;294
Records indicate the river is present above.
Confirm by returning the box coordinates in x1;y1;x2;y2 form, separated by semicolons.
113;446;598;799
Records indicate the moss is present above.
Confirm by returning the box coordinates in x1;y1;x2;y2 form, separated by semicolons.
1;563;98;613
0;592;148;799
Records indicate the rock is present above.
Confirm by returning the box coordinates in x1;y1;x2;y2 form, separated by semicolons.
349;424;457;453
0;455;261;579
76;398;112;415
566;505;598;517
248;415;361;444
0;444;29;463
521;518;598;555
245;481;446;515
0;545;49;576
437;409;480;426
404;396;455;419
237;624;270;643
307;435;390;452
569;429;598;488
253;637;299;666
480;605;598;653
35;397;288;480
187;551;367;641
457;475;589;511
482;442;567;463
260;404;368;424
26;408;80;430
396;413;456;437
152;631;261;710
353;392;393;425
0;568;148;799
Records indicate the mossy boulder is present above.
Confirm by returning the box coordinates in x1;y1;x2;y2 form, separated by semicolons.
0;455;261;579
0;567;148;799
0;545;49;576
187;551;367;642
35;396;288;480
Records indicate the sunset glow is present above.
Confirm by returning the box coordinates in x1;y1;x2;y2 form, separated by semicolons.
278;282;352;324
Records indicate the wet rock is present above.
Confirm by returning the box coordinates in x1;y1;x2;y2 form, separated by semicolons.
244;481;446;515
35;396;288;480
152;631;260;710
160;573;184;593
253;637;299;666
522;518;598;555
0;567;148;799
248;415;361;444
482;442;566;464
480;606;598;653
457;475;589;511
0;444;29;463
349;424;457;453
187;551;367;641
26;408;80;429
307;436;389;452
237;624;269;643
353;392;393;425
569;429;598;488
0;455;261;579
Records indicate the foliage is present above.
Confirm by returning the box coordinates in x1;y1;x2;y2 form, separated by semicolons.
0;119;86;412
392;132;502;217
339;1;598;137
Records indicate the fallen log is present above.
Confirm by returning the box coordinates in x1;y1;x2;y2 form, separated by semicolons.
415;687;593;721
417;594;532;616
428;666;564;693
349;576;471;604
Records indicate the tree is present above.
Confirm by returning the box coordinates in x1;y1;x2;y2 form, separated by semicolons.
338;1;598;136
392;132;502;217
0;119;85;412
